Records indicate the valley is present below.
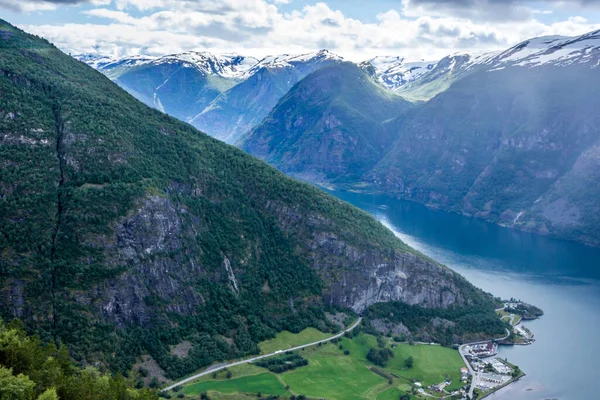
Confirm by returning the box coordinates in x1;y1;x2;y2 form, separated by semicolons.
168;328;470;400
1;2;599;399
0;19;505;400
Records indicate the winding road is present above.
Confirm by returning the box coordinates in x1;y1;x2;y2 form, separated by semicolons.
162;317;363;392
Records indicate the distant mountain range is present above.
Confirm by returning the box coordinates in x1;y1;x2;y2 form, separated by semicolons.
75;50;437;142
77;30;600;246
76;50;345;143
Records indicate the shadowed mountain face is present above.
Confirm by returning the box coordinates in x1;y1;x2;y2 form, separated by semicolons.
110;53;256;123
0;20;490;378
369;63;600;245
240;63;413;184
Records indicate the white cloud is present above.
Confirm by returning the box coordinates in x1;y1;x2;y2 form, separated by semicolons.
0;0;110;12
17;0;600;61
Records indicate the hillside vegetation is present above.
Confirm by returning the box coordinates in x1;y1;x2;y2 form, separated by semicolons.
0;319;157;400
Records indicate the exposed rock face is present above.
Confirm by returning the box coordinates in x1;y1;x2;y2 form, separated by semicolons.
315;239;461;312
94;196;203;326
85;194;472;330
370;319;410;336
265;200;471;313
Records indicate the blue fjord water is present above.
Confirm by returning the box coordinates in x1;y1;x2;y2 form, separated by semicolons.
328;189;600;400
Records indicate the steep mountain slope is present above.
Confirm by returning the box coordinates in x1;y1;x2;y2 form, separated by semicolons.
0;20;490;380
240;62;413;184
190;50;343;143
368;30;600;245
368;56;437;91
110;52;257;122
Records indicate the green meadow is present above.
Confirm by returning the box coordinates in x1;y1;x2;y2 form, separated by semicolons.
174;330;465;400
386;342;465;390
182;373;287;397
258;328;332;354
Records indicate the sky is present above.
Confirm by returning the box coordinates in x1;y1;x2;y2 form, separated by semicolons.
2;0;600;61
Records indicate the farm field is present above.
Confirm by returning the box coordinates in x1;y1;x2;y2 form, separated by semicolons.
258;328;332;354
182;372;288;397
174;330;466;400
386;341;465;390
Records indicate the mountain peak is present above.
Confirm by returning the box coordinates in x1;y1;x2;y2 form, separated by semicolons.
492;29;600;67
243;50;343;77
367;55;438;91
150;51;259;78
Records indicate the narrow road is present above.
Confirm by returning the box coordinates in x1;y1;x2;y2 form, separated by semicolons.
162;317;363;392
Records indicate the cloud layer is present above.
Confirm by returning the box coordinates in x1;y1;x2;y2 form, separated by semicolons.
8;0;600;60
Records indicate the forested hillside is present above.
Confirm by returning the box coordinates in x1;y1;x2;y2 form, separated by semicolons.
0;19;494;382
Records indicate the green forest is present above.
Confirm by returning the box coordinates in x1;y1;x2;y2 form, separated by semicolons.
0;318;157;399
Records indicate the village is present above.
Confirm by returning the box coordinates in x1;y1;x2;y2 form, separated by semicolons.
401;300;540;400
453;300;539;399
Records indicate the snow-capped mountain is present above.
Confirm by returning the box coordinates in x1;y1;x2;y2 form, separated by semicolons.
75;52;259;80
391;52;494;101
368;56;438;91
244;49;343;77
74;54;156;78
486;30;600;68
76;49;344;143
78;52;259;122
191;50;344;144
148;52;259;78
392;30;600;101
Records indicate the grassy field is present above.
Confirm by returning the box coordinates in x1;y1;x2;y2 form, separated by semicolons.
281;342;387;400
376;387;417;400
176;331;466;400
182;372;288;396
258;328;332;354
386;342;465;390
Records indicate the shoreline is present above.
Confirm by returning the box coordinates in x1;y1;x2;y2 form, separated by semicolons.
480;372;527;399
